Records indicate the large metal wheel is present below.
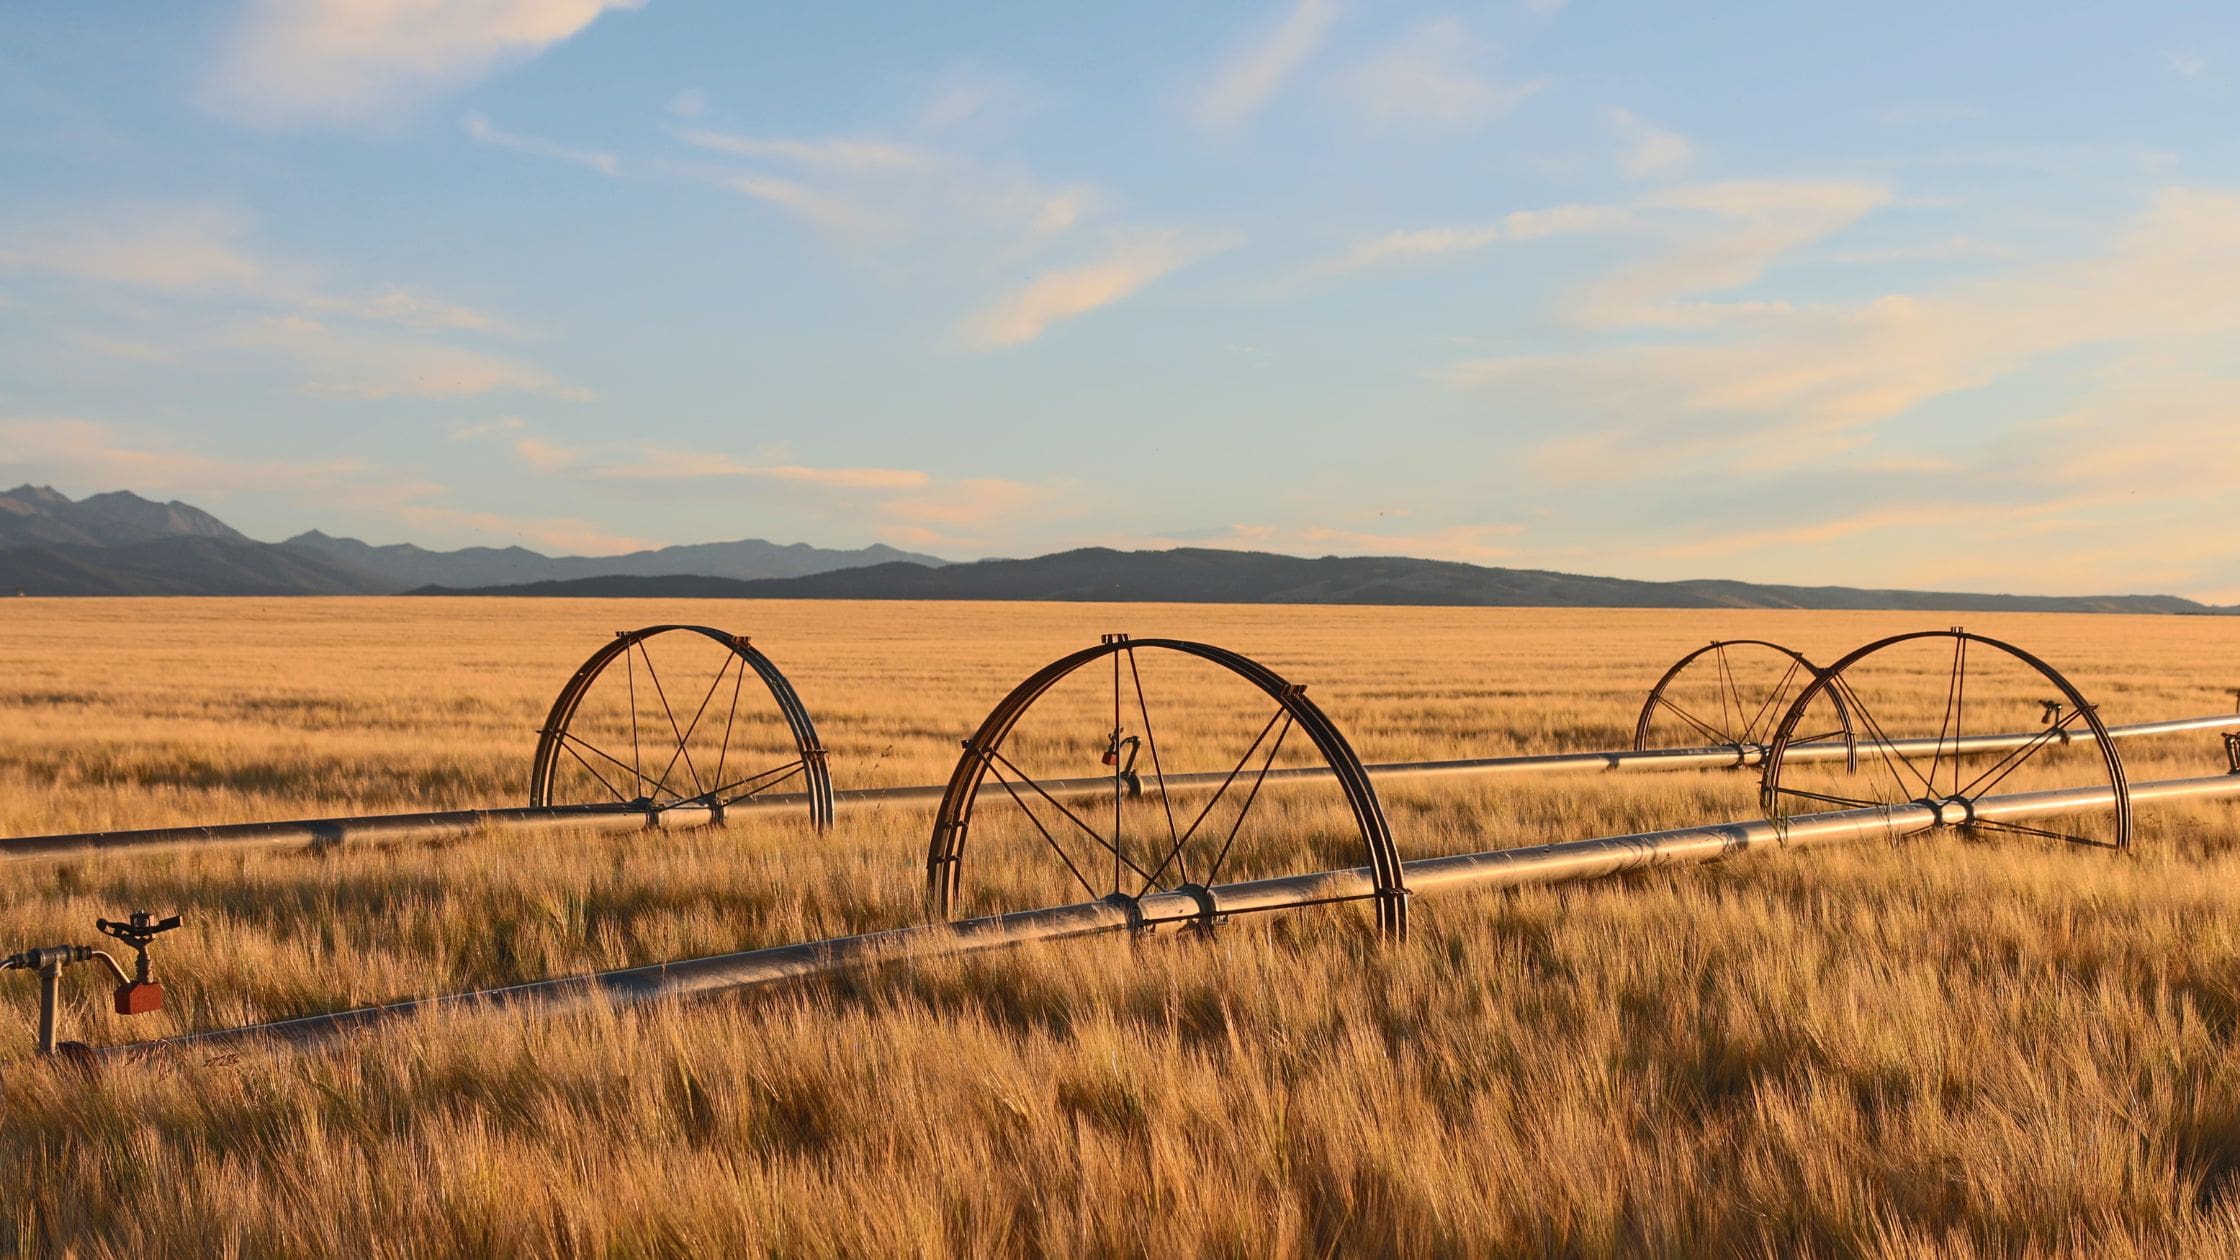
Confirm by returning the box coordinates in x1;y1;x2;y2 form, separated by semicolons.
1633;640;1856;770
529;626;833;829
1760;629;2130;851
926;635;1407;936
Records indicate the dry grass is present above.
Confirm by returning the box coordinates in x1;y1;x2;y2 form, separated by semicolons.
4;597;2240;1257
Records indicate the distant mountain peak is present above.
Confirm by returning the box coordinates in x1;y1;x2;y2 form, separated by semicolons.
0;484;247;548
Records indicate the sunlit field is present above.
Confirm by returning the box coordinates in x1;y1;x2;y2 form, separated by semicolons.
6;598;2240;1256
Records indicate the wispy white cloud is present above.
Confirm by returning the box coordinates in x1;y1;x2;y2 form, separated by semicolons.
310;283;513;333
0;416;365;497
721;173;892;240
449;416;530;441
1305;203;1632;278
510;435;578;472
1608;106;1693;179
334;476;658;554
0;203;275;294
1343;18;1546;128
1196;0;1340;129
1326;224;1504;272
0;203;579;398
229;315;590;400
667;88;708;119
0;204;513;333
666;89;1092;259
878;477;1048;527
462;112;618;175
962;231;1236;349
2167;51;2208;78
201;0;646;127
677;127;932;173
1810;236;2011;266
591;450;930;489
1453;187;2240;502
1568;178;1890;325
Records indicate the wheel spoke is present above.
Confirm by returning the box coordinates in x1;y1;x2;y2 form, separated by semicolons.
1126;645;1186;884
1834;675;1935;801
1203;713;1296;886
1715;643;1740;743
983;761;1099;901
558;729;655;798
1654;694;1733;748
720;763;806;808
1773;784;1885;812
647;652;736;805
712;652;749;805
983;747;1160;886
1956;707;2085;801
706;758;806;806
1111;648;1124;894
555;735;633;804
1951;636;1968;797
1928;635;1964;799
635;640;707;801
626;642;643;794
1137;706;1289;895
1966;816;2110;848
1743;658;1802;746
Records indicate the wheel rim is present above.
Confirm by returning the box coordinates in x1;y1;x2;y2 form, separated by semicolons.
1760;629;2130;851
926;635;1406;936
528;626;832;829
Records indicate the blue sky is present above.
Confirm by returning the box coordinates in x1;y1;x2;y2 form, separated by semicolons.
2;2;2236;597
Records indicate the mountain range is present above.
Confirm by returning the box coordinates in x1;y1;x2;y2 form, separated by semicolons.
1;483;2230;613
412;548;2230;614
0;485;942;596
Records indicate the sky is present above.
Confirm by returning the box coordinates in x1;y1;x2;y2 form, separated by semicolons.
2;2;2237;599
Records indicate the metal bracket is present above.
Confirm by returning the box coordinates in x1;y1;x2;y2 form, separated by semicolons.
1169;883;1225;935
1101;891;1149;935
2225;732;2240;776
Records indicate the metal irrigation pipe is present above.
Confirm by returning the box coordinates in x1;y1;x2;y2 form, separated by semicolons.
7;712;2234;865
89;769;2240;1060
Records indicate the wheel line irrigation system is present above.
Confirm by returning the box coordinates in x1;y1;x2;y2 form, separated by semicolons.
1;624;2235;1061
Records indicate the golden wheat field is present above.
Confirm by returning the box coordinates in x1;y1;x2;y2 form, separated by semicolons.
6;597;2240;1257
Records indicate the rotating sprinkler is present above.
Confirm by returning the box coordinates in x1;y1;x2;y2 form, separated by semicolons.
2;911;179;1056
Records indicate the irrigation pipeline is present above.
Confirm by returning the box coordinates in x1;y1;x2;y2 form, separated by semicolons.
7;711;2234;864
94;769;2240;1060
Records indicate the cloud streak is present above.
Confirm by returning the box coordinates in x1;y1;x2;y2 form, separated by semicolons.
591;451;930;489
676;128;932;173
1609;107;1693;179
202;0;645;127
1344;18;1546;128
1306;203;1632;278
1196;0;1339;129
962;231;1235;349
463;112;619;175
